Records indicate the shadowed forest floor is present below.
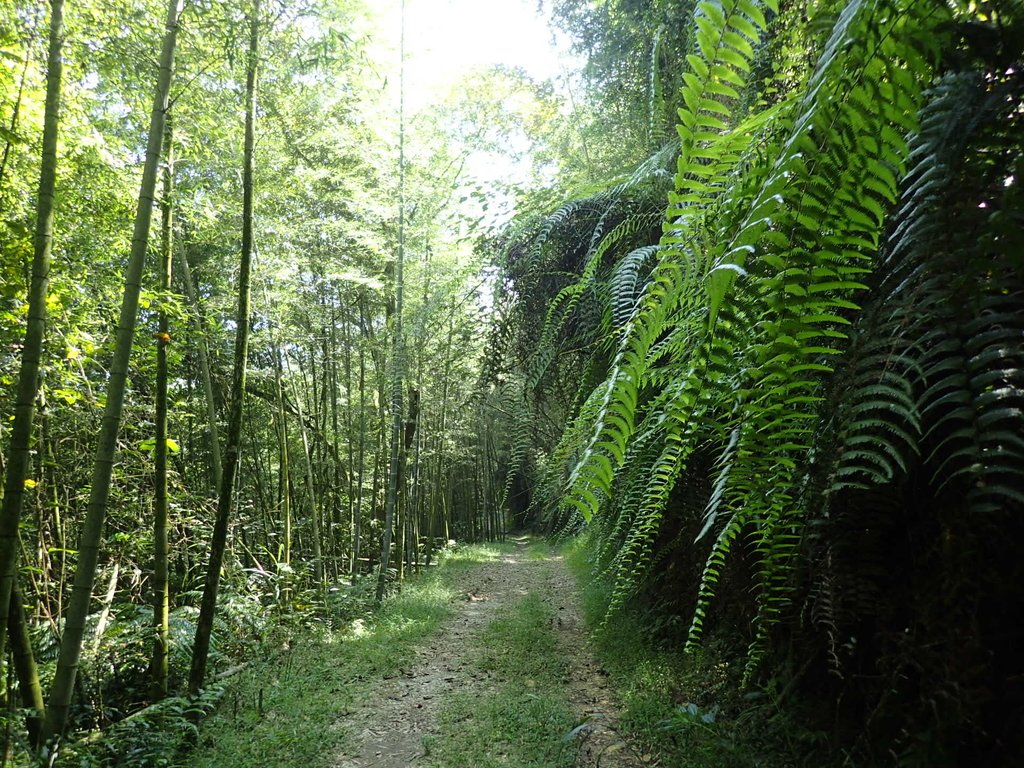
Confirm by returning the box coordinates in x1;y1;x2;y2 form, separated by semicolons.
189;538;645;768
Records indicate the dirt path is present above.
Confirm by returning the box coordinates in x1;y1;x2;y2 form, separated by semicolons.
332;538;642;767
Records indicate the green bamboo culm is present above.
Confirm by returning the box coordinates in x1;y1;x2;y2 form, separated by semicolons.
0;0;65;663
151;117;175;701
7;582;45;747
189;0;260;695
40;0;183;750
376;0;407;605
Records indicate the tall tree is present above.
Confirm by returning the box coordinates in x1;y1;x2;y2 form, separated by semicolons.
189;0;260;694
267;310;292;579
40;0;183;746
151;118;175;700
287;360;323;586
375;0;406;605
7;583;45;747
0;0;65;662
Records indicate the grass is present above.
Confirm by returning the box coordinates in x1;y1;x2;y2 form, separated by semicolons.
524;538;557;561
184;542;513;768
425;587;578;768
562;534;793;768
66;532;809;768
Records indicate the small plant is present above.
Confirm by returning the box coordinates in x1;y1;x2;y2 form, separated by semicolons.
53;688;223;768
658;702;719;732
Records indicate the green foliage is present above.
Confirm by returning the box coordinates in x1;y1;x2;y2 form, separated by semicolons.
485;141;677;530
550;0;698;168
492;0;1023;760
547;0;943;657
563;534;811;767
798;48;1024;760
53;689;222;768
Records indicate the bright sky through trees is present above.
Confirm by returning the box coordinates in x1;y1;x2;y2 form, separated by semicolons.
365;0;581;230
390;0;576;112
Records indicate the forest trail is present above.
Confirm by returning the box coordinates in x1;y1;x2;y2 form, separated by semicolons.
332;537;643;768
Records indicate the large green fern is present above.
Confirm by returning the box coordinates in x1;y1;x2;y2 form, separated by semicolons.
556;0;947;668
489;0;1023;758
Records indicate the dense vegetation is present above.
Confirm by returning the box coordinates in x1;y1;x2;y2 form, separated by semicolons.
0;0;1021;764
0;0;523;761
490;0;1024;764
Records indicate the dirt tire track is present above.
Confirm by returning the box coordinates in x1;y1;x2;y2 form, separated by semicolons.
547;556;646;768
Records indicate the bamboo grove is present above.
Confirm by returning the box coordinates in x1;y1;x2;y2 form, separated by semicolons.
0;0;509;760
487;0;1023;762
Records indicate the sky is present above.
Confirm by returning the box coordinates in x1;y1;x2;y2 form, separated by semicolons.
375;0;580;112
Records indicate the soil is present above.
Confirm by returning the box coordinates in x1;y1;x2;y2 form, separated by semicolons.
331;537;643;767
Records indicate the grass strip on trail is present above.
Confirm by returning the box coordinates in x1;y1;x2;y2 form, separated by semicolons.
187;544;511;768
426;581;577;768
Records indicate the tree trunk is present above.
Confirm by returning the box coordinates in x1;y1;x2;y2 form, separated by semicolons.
0;0;64;664
7;582;44;748
287;356;322;586
7;585;43;749
40;0;179;748
353;322;365;582
176;246;222;493
427;306;455;565
341;314;354;580
0;461;44;752
151;119;174;700
376;0;406;604
267;314;292;584
410;403;423;572
189;0;258;695
401;388;420;572
0;49;30;199
331;315;345;583
376;364;403;603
